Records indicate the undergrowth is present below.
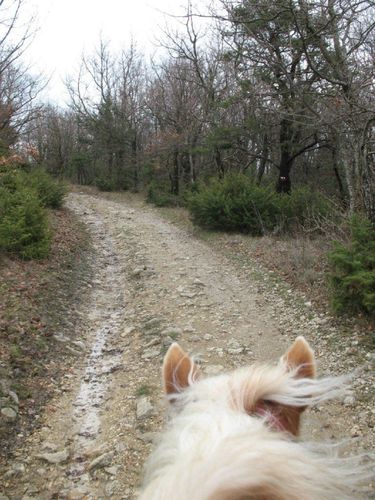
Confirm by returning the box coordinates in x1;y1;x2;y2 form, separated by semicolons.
187;174;332;236
329;215;375;318
0;167;66;259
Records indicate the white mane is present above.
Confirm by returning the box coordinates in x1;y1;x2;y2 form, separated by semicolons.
140;361;371;500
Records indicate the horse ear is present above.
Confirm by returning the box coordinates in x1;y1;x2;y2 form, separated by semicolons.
258;337;316;436
162;343;199;395
282;336;316;379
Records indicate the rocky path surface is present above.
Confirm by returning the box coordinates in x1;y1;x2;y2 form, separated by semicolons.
1;192;374;499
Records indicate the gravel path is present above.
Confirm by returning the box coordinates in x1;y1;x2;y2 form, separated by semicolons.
1;192;374;499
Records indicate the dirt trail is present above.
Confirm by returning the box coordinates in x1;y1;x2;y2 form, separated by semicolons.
1;192;374;499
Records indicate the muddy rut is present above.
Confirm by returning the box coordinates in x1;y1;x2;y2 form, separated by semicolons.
1;192;374;499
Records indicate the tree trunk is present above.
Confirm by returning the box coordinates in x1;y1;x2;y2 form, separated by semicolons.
362;163;375;223
342;137;363;215
214;147;225;178
257;134;268;185
132;136;139;192
188;152;196;184
361;120;375;224
276;160;292;193
171;150;180;195
276;118;293;194
107;151;113;178
331;145;347;207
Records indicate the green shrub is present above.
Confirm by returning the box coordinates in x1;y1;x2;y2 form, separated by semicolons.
146;182;180;207
0;186;51;259
23;168;66;209
0;169;22;192
95;176;116;192
187;175;334;236
328;215;375;317
187;174;281;235
277;187;333;232
0;167;66;209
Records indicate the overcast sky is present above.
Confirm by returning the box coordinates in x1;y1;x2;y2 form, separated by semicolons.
24;0;191;105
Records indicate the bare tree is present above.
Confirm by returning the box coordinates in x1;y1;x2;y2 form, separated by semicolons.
148;5;262;193
146;57;204;194
0;0;43;153
66;40;147;188
292;0;375;220
29;105;78;177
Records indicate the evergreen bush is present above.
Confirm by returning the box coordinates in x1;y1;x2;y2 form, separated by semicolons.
146;181;180;207
0;169;20;192
187;174;279;235
95;176;116;192
0;186;51;259
23;168;66;209
187;174;333;236
328;216;375;317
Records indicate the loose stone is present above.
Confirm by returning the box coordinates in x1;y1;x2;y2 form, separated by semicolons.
141;348;160;360
136;397;154;420
88;451;114;472
36;449;69;464
1;407;17;421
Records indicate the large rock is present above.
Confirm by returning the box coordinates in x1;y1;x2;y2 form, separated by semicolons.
137;431;158;444
1;407;17;421
141;348;160;360
226;339;245;355
88;451;114;471
82;444;109;460
136;397;154;420
8;390;19;405
4;463;25;478
143;318;162;331
36;449;69;464
41;442;59;452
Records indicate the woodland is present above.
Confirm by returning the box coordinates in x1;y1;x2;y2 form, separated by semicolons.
0;0;375;318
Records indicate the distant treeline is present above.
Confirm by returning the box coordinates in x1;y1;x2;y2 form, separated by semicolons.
20;1;374;224
0;1;374;318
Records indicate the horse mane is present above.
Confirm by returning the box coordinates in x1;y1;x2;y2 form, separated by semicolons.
140;342;373;500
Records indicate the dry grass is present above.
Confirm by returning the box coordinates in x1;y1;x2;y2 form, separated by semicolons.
248;235;331;298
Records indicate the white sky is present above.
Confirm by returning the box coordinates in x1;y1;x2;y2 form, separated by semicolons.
23;0;191;106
